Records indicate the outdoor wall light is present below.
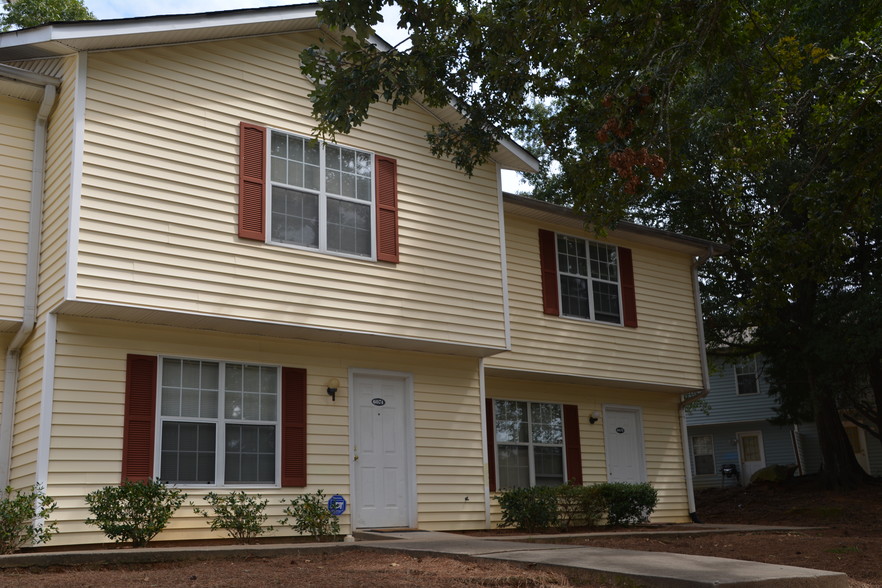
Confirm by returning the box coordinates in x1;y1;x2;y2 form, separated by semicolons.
327;378;340;402
589;411;601;424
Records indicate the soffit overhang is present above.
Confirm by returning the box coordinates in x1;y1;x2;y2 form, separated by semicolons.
503;193;728;257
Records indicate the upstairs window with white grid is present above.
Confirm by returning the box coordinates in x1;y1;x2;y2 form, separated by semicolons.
269;130;374;258
556;235;622;324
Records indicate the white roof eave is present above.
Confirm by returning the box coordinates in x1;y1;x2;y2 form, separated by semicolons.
0;4;537;171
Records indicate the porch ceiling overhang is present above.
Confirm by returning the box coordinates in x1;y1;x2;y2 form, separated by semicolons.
53;300;507;358
0;4;537;173
0;63;59;102
484;365;701;395
0;319;23;334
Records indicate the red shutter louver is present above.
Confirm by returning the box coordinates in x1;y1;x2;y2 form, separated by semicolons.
375;155;399;263
122;354;157;482
538;229;559;315
281;367;308;487
618;246;638;328
485;397;497;492
563;404;583;485
238;122;266;241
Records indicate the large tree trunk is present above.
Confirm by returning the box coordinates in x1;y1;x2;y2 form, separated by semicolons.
812;385;870;489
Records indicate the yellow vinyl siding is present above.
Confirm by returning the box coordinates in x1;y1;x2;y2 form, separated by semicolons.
487;215;703;389
8;322;46;490
45;316;485;545
486;376;690;525
40;55;78;315
74;35;506;350
0;336;6;431
2;57;75;317
0;96;36;322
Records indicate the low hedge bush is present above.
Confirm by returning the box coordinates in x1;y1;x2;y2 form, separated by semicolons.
596;482;658;526
0;485;58;554
497;486;558;532
498;482;657;531
193;491;272;543
85;479;187;547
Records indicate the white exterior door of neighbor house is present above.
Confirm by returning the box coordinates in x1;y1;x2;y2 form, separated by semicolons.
603;406;647;483
736;431;766;481
844;424;871;474
350;372;414;529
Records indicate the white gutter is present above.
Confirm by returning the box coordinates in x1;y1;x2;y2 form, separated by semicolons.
0;82;58;489
678;246;715;521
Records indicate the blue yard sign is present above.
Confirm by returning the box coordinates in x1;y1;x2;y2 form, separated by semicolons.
327;494;346;515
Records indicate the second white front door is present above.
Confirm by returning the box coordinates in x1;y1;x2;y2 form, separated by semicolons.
604;406;647;483
351;372;412;529
736;431;766;481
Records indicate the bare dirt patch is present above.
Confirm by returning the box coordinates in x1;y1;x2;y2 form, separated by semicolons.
556;477;882;587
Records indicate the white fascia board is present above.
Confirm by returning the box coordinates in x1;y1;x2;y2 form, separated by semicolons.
0;5;321;52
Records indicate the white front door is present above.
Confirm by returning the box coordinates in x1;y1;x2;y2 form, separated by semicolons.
603;406;646;483
351;372;412;529
736;431;766;481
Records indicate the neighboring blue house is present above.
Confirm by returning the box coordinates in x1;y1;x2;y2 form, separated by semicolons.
686;356;881;488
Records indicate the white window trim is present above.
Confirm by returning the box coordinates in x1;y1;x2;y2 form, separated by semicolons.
555;232;624;326
153;356;282;488
691;434;716;476
265;128;377;261
734;358;759;395
493;399;567;489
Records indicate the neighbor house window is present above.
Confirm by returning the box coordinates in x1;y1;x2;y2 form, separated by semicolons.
735;359;759;395
556;234;622;324
158;358;279;485
691;435;715;475
269;130;374;258
494;400;565;488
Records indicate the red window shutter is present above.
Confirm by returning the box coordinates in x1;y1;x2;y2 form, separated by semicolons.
375;155;400;263
281;367;308;487
485;398;496;492
618;246;638;328
538;229;559;315
122;354;157;482
239;122;266;241
563;404;583;485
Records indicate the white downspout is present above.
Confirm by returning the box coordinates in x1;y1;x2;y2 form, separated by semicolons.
479;358;491;528
679;246;715;522
0;83;57;489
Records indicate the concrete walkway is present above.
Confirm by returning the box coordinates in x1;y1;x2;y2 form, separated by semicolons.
0;526;849;587
354;528;848;588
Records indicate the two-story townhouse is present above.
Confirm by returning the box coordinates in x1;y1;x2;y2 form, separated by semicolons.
687;355;882;489
1;5;721;546
488;194;723;524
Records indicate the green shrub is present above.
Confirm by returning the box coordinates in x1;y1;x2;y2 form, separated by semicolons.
279;490;340;541
85;479;187;547
596;482;658;526
497;486;558;532
0;485;58;554
193;491;272;543
553;483;608;531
